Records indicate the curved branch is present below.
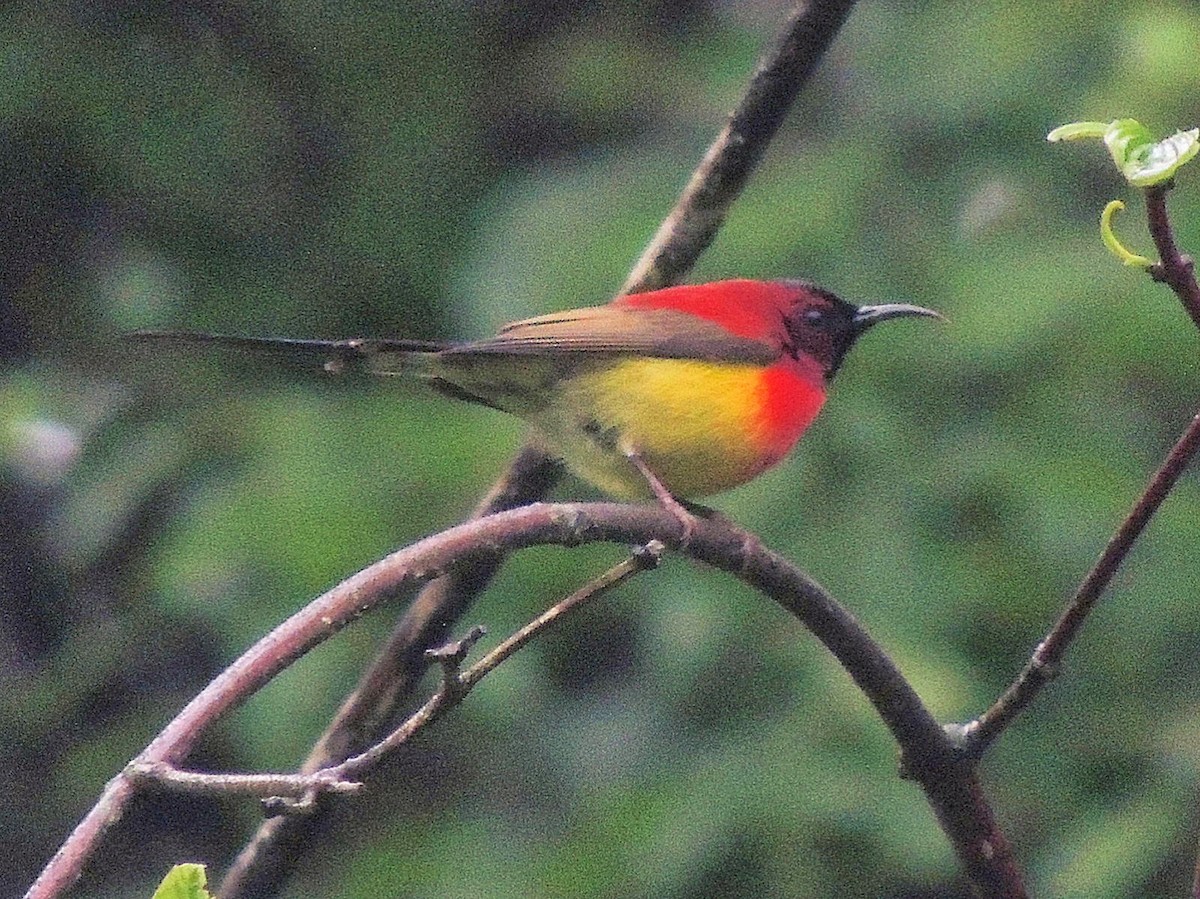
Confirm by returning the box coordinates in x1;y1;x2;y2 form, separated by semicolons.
27;504;1023;899
217;445;561;896
217;4;864;896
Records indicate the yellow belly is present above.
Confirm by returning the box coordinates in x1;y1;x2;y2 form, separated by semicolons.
528;358;786;499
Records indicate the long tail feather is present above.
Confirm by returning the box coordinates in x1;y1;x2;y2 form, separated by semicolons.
127;330;450;375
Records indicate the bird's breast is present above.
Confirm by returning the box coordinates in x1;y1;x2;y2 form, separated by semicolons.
531;357;826;498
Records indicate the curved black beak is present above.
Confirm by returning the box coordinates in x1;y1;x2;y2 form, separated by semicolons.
852;302;944;331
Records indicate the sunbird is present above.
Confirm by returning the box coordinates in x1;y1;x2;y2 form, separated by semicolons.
133;279;939;501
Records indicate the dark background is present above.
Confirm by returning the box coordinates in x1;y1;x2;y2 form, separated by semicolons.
5;2;1200;896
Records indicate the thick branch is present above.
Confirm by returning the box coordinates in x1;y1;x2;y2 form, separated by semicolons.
27;503;1021;899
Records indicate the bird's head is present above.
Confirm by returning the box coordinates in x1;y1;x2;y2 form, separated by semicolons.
779;281;943;380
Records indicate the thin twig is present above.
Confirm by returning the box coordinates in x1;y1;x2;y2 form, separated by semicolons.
124;761;364;800
25;503;1022;899
127;543;664;805
964;185;1200;754
334;540;665;778
964;410;1200;752
216;4;863;897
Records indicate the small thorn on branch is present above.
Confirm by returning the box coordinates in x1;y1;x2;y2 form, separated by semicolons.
1150;254;1196;285
262;792;319;817
124;760;173;785
425;625;488;691
940;722;985;764
632;539;665;570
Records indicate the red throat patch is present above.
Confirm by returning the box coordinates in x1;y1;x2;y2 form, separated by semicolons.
755;363;827;465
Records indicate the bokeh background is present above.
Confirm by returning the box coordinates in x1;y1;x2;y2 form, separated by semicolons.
5;2;1200;897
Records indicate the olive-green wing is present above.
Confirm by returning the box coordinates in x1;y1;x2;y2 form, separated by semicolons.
365;305;780;415
445;305;778;364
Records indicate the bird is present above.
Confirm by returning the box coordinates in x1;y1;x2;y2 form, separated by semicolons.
131;279;940;505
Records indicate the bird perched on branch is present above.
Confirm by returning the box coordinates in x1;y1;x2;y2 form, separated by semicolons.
132;279;940;505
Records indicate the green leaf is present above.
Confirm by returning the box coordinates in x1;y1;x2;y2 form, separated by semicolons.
1097;118;1154;166
1122;127;1200;185
1048;118;1199;186
1046;121;1109;142
150;864;213;899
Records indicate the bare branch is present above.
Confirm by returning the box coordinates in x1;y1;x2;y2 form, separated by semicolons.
965;411;1200;753
120;545;662;808
1146;184;1200;325
328;540;665;780
124;761;362;801
27;506;1023;899
622;0;856;295
963;187;1200;755
216;445;561;897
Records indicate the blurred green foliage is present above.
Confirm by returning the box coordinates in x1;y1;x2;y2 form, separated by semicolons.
5;1;1200;897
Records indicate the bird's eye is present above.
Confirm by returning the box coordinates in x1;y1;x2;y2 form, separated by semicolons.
804;308;825;324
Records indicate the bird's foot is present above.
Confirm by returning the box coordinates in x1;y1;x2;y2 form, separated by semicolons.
621;444;699;548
